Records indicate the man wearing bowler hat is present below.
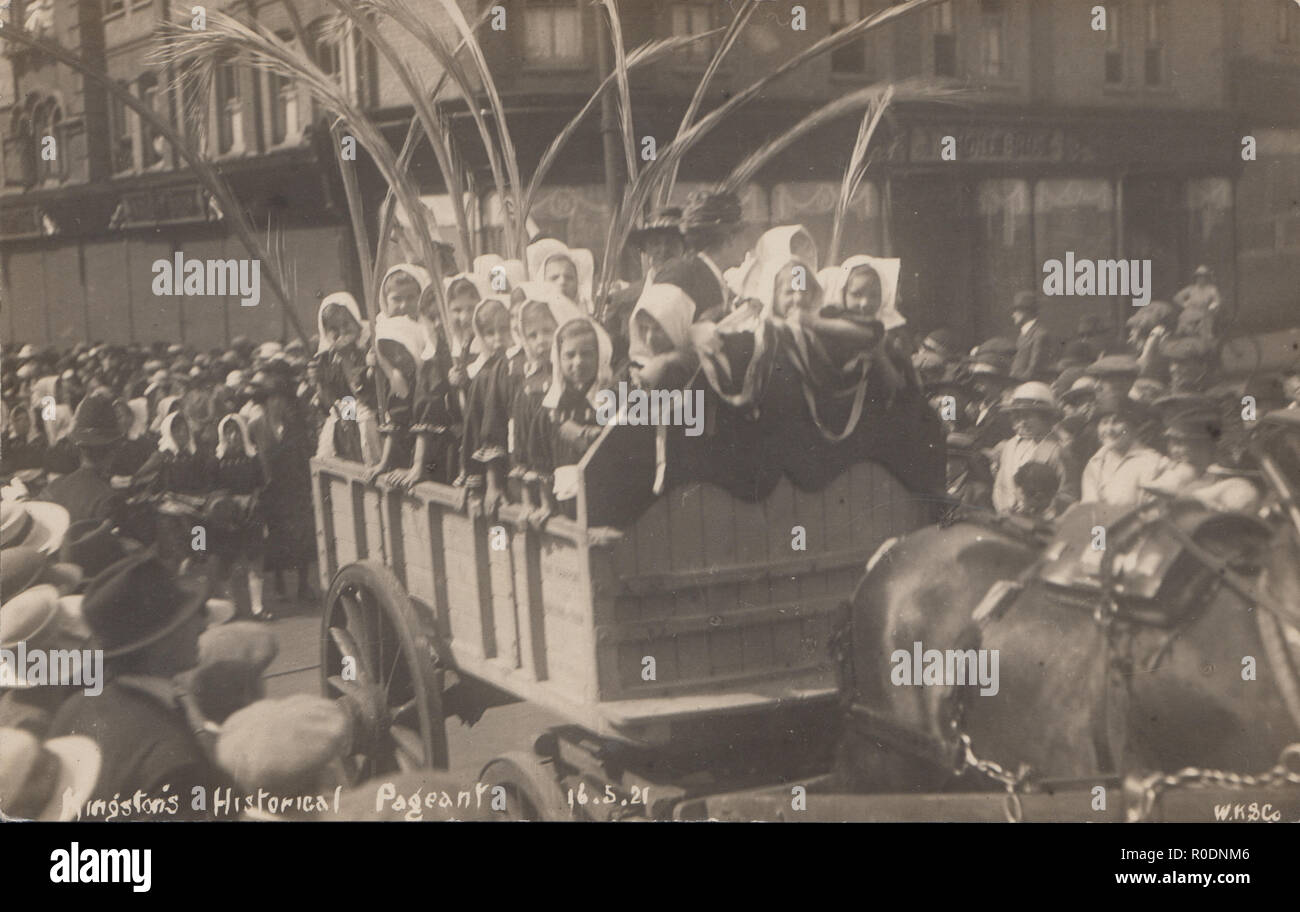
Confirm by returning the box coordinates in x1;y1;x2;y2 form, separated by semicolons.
39;390;125;525
1009;292;1055;382
46;550;232;820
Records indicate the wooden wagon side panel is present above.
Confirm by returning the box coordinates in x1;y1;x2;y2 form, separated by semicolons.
537;532;599;705
486;523;521;670
597;463;924;703
440;510;491;664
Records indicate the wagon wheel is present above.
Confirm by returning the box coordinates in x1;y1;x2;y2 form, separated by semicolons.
321;560;449;780
479;752;577;822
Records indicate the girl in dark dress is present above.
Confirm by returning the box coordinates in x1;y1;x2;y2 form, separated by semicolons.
313;292;378;464
208;413;269;620
459;297;514;511
371;311;430;487
527;316;613;521
507;284;579;518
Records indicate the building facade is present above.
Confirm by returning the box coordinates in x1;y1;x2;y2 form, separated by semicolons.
2;0;1297;350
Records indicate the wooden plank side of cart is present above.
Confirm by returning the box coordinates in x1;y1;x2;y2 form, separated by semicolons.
311;431;930;747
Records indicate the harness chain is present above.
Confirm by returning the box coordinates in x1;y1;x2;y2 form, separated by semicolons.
1124;744;1300;822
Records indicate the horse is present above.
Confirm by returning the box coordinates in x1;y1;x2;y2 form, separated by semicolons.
835;498;1300;798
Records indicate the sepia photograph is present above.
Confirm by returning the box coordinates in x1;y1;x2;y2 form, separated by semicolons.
1;0;1299;865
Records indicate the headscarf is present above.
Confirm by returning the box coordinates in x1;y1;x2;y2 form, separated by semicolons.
739;225;821;318
542;316;614;411
158;411;195;455
125;398;149;441
216;413;257;459
526;238;595;311
820;255;906;330
316;292;368;355
28;376;70;445
472;254;527;296
629;283;697;366
467;297;511;380
516;284;582;334
440;272;487;359
152;394;181;433
379;263;432;320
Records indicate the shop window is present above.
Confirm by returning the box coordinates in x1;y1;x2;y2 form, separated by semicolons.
523;1;583;66
830;0;867;76
933;1;956;78
976;179;1032;326
215;60;243;154
1144;1;1165;86
1034;178;1115;279
1104;4;1123;84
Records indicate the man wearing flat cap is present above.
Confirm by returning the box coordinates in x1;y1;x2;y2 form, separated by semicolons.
1009;291;1055;382
46;550;232;820
1143;402;1261;512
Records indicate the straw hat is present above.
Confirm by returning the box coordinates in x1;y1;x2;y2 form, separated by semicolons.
0;501;70;557
0;728;101;821
1004;382;1059;414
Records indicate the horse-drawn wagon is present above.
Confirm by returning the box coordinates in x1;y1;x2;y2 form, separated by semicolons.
311;418;933;819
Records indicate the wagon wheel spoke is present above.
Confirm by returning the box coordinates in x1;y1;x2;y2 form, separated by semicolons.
390;725;425;771
338;590;379;681
328;626;375;683
383;642;404;693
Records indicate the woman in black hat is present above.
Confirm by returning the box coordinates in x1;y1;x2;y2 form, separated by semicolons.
247;367;318;610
